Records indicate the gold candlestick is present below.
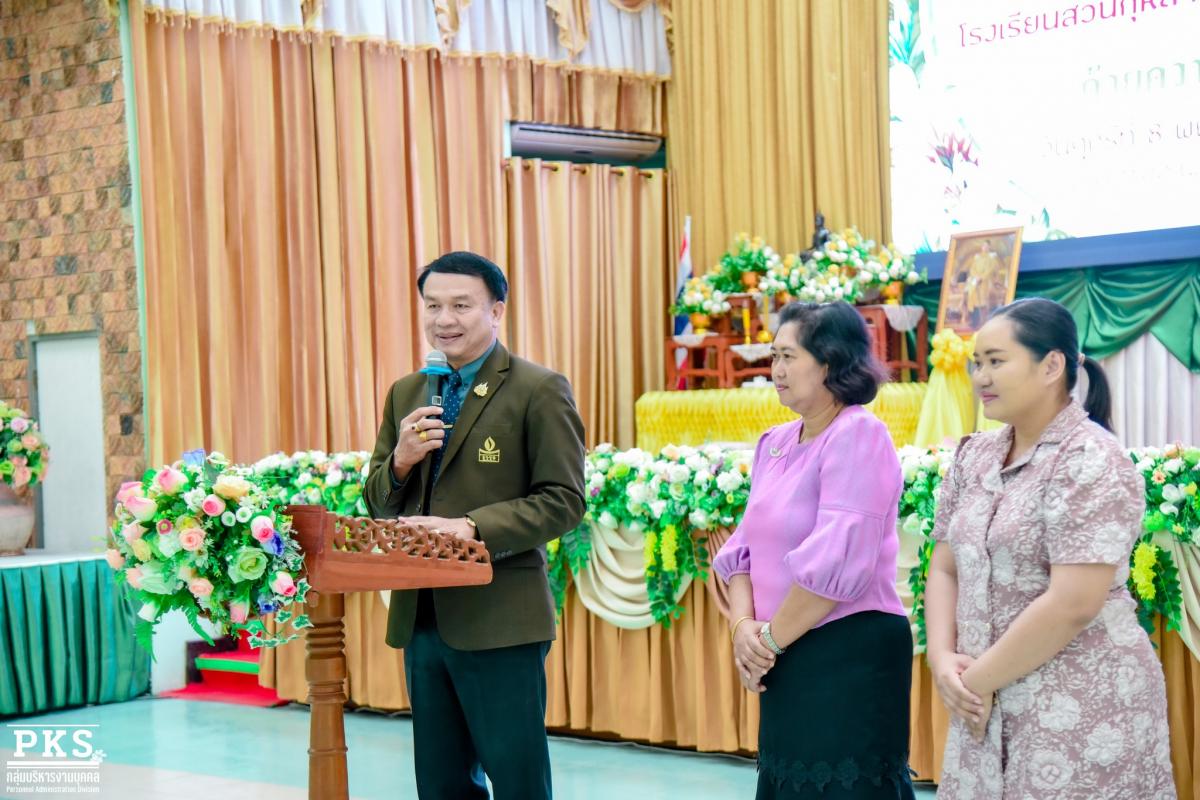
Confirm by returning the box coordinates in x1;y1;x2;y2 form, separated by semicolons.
741;307;752;345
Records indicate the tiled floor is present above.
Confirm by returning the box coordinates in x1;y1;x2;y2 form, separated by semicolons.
1;698;937;799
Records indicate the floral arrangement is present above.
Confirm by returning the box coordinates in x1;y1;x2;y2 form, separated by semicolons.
707;233;784;294
547;443;752;624
1127;444;1197;632
108;451;311;652
252;450;370;517
896;446;952;648
0;402;50;490
670;276;732;319
552;440;1196;637
786;228;923;304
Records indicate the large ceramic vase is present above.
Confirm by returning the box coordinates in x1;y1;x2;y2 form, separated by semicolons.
0;484;34;556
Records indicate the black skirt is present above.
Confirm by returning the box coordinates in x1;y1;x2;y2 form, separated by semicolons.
756;611;916;800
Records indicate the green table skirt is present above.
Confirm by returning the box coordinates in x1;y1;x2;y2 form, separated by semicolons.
0;556;149;717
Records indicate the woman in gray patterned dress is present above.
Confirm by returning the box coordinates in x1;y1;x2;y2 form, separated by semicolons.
925;298;1175;799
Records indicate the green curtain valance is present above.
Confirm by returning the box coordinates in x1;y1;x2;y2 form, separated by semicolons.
906;259;1200;372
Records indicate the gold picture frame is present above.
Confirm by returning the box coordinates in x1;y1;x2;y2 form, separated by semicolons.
937;227;1024;335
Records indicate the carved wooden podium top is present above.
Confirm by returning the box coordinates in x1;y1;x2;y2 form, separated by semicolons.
285;503;493;592
283;505;494;799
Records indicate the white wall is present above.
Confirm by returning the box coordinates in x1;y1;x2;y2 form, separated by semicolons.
33;335;107;553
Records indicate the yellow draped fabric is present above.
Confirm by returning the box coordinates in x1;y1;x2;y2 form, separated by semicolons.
668;0;891;274
634;384;927;453
913;332;977;448
259;585;1199;788
130;5;666;465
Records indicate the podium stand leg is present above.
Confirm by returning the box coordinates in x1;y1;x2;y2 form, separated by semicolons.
306;590;349;800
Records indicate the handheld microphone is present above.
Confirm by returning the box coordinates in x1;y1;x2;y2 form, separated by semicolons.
421;350;452;407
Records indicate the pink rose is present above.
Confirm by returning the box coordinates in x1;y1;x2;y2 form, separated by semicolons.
156;519;174;536
125;565;144;589
20;434;39;450
121;522;145;544
9;417;29;434
269;572;297;597
124;495;157;522
250;516;276;543
228;601;249;624
189;578;214;598
10;455;25;467
11;467;31;488
201;495;226;517
153;466;188;495
178;529;205;552
104;548;125;570
116;481;143;505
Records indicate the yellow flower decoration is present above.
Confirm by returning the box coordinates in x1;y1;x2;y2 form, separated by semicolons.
546;538;560;558
1185;482;1197;497
929;329;972;372
660;524;678;573
1131;540;1158;601
643;530;658;571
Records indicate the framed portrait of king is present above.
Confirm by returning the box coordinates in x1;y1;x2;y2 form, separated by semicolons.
936;227;1024;335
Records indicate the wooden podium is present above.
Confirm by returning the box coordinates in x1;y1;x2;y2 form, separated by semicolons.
284;505;494;799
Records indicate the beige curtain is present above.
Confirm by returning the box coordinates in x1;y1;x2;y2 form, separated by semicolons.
667;0;891;273
505;159;668;449
131;5;665;466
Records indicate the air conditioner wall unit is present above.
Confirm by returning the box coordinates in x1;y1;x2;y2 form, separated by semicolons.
506;122;663;162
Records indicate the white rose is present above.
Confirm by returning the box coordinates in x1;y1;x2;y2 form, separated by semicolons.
626;482;648;504
648;500;668;519
685;454;708;472
1135;458;1155;473
667;464;691;485
183;488;205;512
598;511;618;529
296;472;314;487
1161;484;1184;503
689;509;710;529
305;487;321;504
1163;458;1184;474
716;471;744;493
906;271;920;284
589;472;607;489
326;469;343;487
1160;502;1179;516
693;470;713;488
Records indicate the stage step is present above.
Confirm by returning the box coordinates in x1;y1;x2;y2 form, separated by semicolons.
159;634;286;707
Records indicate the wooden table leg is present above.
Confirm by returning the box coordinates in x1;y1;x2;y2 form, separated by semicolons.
306;590;348;800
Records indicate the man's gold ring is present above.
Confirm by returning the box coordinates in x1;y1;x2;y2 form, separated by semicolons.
418;431;428;442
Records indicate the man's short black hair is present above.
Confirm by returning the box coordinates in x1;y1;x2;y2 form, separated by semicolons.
417;251;509;303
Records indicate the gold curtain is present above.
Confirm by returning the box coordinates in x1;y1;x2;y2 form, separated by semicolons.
131;5;666;466
667;0;891;273
505;159;668;449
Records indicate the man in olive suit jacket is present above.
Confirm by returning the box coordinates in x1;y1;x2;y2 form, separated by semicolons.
364;251;585;800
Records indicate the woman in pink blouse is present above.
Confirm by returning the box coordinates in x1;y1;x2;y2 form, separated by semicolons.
926;298;1175;799
714;302;916;800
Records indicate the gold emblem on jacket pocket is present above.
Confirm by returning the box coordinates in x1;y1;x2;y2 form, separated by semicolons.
478;436;501;463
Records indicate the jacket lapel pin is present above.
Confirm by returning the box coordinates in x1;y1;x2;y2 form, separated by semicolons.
473;382;489;398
